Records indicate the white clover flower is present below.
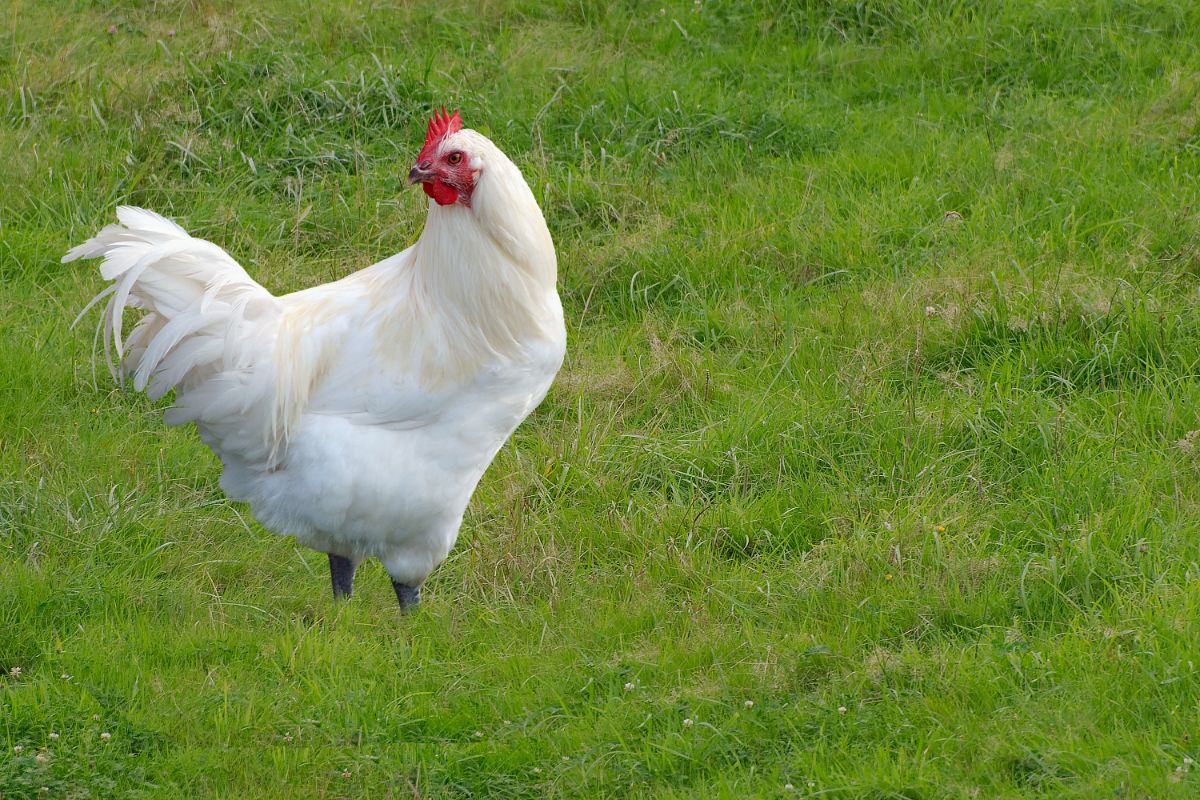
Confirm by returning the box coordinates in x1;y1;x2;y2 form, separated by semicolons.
682;718;694;727
100;732;111;741
837;706;847;714
9;666;21;677
13;745;23;753
340;770;351;778
35;753;49;764
744;700;754;709
473;731;483;738
48;733;59;740
784;784;794;791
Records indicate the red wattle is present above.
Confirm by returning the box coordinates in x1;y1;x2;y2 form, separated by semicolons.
423;180;459;206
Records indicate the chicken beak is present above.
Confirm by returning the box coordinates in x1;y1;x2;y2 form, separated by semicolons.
407;165;434;186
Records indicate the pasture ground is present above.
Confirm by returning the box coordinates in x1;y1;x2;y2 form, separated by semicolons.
4;1;1200;797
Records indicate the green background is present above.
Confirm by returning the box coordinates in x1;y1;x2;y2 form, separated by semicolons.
3;1;1200;797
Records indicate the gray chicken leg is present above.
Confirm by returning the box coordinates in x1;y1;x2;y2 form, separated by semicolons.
392;581;420;612
329;553;357;599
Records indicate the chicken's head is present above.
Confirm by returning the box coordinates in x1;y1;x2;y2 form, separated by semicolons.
408;107;477;207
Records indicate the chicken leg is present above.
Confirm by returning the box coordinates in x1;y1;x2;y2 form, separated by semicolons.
392;581;420;612
329;553;357;599
331;552;419;610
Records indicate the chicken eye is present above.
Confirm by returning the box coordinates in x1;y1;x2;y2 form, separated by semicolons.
446;152;463;166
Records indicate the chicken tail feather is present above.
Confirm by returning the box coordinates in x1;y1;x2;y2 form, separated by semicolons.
64;206;277;404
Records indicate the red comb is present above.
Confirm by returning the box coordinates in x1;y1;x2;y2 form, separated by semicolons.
424;106;463;150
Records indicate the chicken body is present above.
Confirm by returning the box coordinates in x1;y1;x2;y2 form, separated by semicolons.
65;123;565;607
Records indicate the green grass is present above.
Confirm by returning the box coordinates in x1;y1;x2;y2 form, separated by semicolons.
3;0;1200;796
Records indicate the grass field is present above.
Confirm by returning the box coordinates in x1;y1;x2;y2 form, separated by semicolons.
4;1;1200;797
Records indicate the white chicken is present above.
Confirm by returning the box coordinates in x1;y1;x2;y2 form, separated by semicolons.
64;109;565;610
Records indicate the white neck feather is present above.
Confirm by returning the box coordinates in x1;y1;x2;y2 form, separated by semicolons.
395;142;561;385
